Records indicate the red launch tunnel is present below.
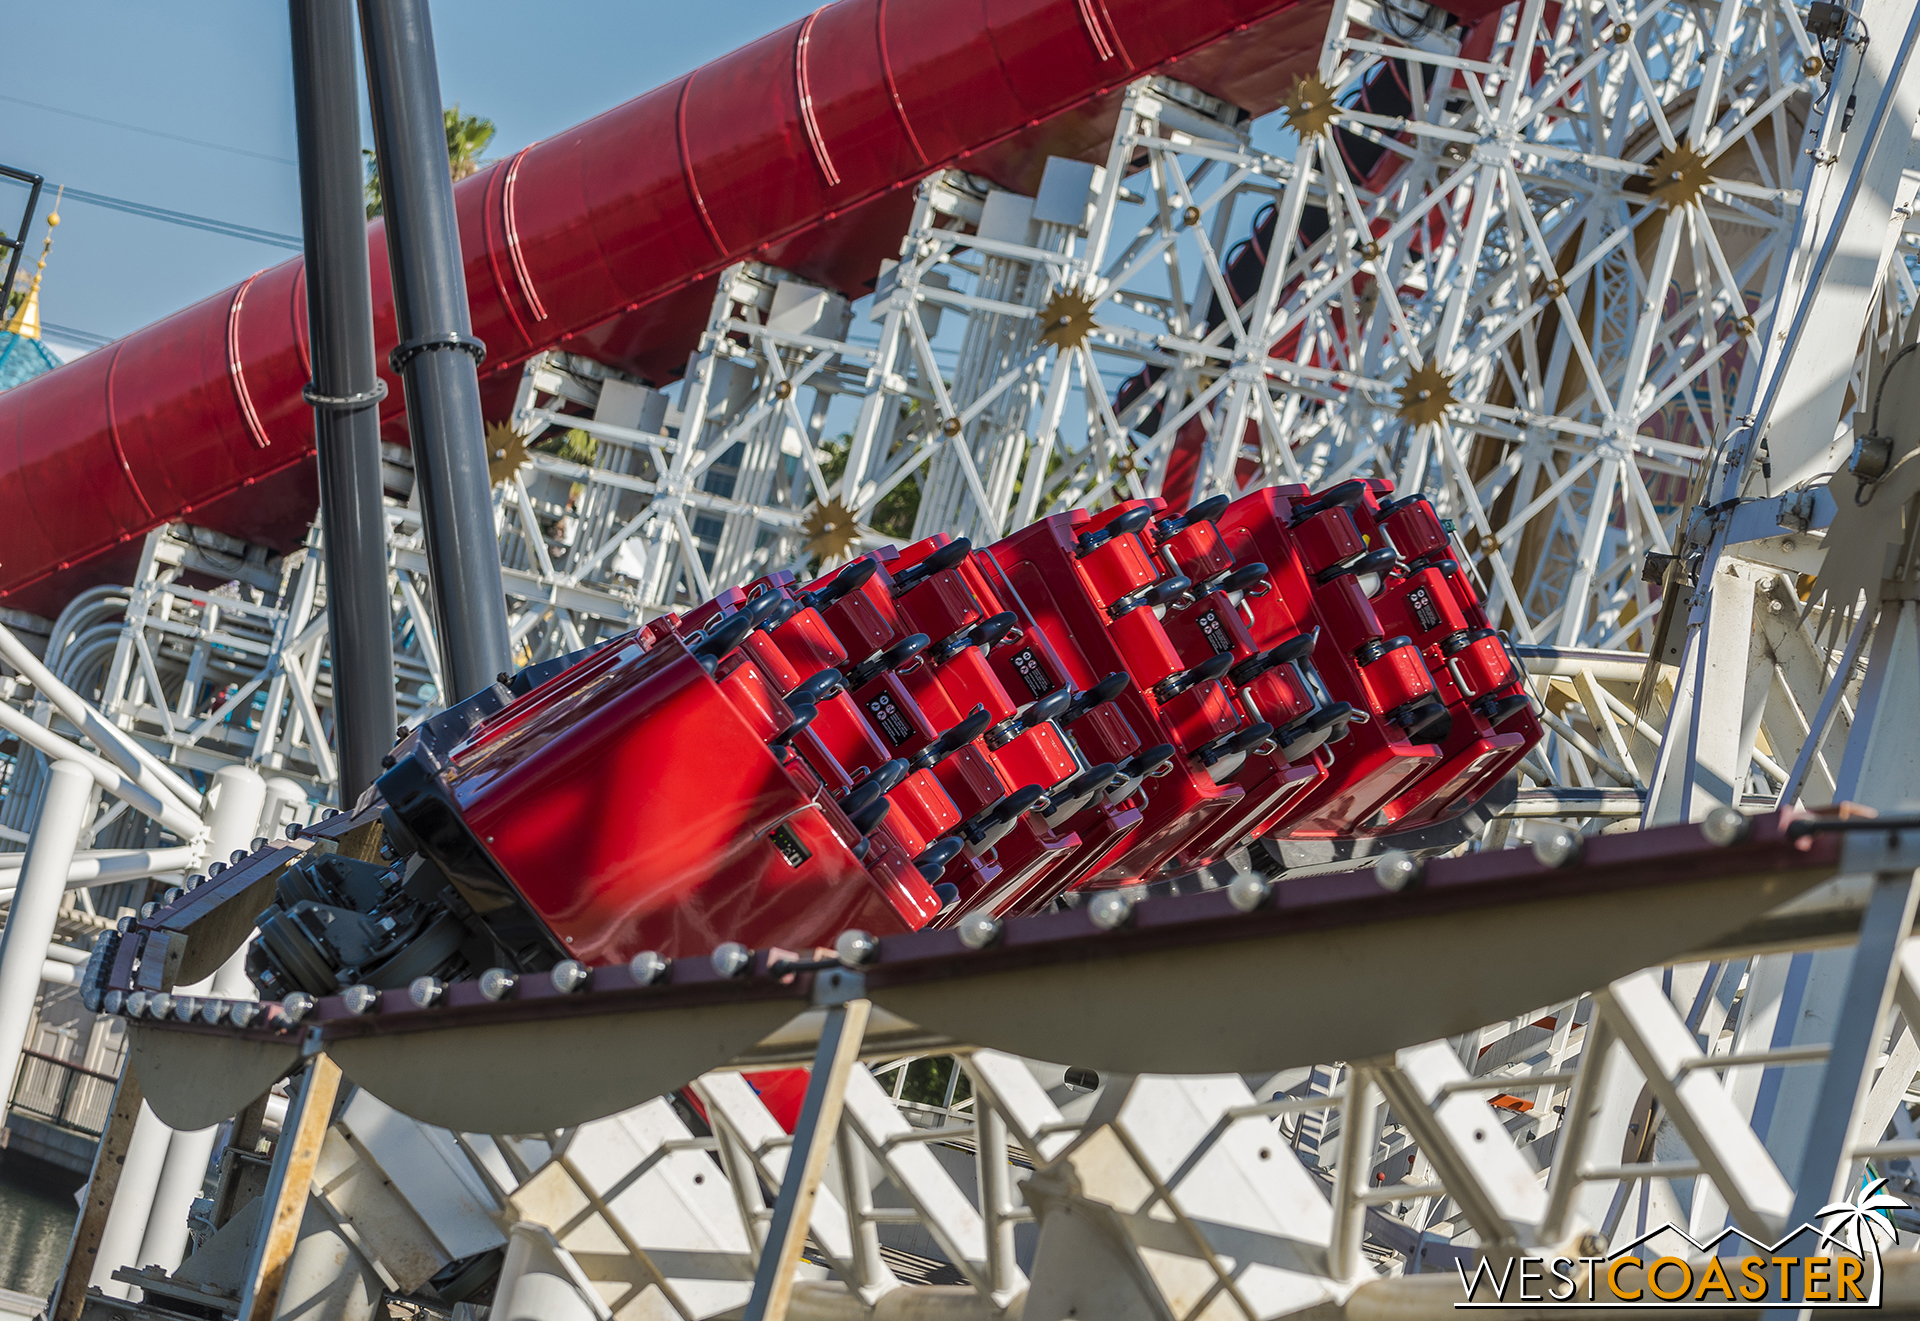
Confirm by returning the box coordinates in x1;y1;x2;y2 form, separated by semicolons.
0;0;1336;617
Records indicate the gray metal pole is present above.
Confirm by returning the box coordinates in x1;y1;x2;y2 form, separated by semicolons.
356;0;511;702
291;0;399;800
744;990;871;1321
0;760;89;1104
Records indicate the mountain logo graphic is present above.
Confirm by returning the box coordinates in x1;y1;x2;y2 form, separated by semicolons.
1454;1178;1901;1308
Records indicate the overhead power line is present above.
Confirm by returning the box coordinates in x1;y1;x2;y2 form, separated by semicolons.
0;93;296;166
56;187;302;251
40;321;114;350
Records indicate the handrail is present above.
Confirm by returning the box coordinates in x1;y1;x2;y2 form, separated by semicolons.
15;1047;120;1085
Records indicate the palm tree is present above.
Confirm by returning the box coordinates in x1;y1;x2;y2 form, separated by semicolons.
444;105;495;183
364;105;497;218
1817;1176;1907;1256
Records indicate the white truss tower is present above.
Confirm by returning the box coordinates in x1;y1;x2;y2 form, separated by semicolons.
540;0;1832;665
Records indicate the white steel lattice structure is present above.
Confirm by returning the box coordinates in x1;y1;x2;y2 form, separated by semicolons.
2;0;1899;827
468;38;1819;817
1175;0;1806;653
0;0;1904;831
483;0;1830;681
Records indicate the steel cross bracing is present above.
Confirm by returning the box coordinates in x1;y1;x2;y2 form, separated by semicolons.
506;310;828;615
1641;0;1920;832
1214;0;1811;654
533;0;1821;661
1587;0;1920;1255
12;548;1920;1313
1095;0;1828;659
0;527;413;821
42;38;1801;821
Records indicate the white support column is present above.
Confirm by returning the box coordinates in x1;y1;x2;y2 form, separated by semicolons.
1374;1040;1548;1246
972;1096;1021;1304
137;766;267;1274
1739;0;1920;495
1749;599;1920;1198
1645;559;1759;824
1328;1067;1382;1279
259;776;311;843
492;1222;604;1321
92;1101;175;1296
744;991;871;1321
1781;867;1920;1229
1832;599;1920;803
0;760;89;1100
1596;971;1796;1237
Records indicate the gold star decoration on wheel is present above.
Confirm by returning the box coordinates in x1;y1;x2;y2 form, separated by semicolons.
1039;288;1099;351
1647;143;1714;209
1281;74;1339;139
485;421;530;487
1395;361;1458;428
801;496;862;563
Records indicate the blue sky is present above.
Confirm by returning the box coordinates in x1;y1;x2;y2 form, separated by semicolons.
2;0;822;359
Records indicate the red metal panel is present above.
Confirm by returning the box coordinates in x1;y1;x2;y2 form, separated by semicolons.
683;35;822;255
452;640;934;962
796;9;846;187
807;0;933;185
980;0;1127;123
1125;3;1328;119
508;80;727;341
